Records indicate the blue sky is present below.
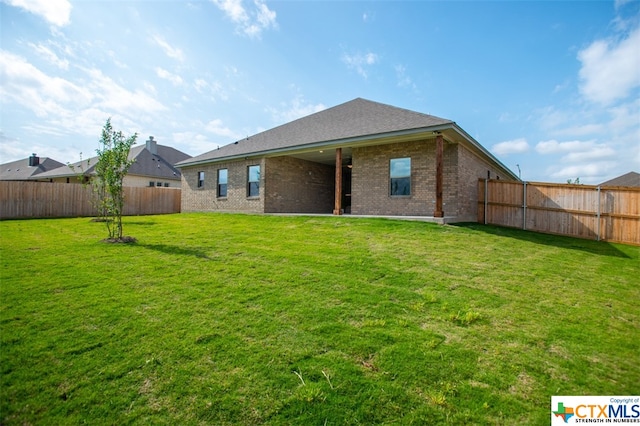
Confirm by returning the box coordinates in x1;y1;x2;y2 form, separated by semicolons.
1;0;638;184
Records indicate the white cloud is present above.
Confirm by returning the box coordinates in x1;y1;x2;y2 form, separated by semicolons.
143;81;157;95
614;0;633;9
563;146;616;162
156;67;184;86
4;0;71;26
211;0;277;38
193;78;227;101
84;68;167;116
342;51;379;78
395;64;417;91
107;50;128;69
0;129;86;165
535;139;596;154
150;34;185;62
194;79;208;92
535;139;617;176
537;106;570;132
255;0;276;29
213;0;247;22
0;50;166;143
492;138;530;155
553;123;605;137
29;42;69;70
608;98;640;130
0;50;91;116
532;94;639;183
548;162;618;182
268;94;326;124
205;119;241;139
578;26;640;105
0;131;24;163
172;131;220;154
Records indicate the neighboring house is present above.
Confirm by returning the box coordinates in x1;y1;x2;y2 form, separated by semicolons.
600;171;640;187
176;98;518;222
36;137;191;188
0;154;65;181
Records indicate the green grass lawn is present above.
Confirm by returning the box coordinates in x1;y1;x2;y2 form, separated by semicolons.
1;213;638;425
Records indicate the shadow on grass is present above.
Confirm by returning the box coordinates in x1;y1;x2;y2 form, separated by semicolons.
123;220;157;226
136;242;213;260
453;223;633;259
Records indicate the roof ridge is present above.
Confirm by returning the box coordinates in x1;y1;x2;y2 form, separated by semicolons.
353;97;452;122
178;98;455;167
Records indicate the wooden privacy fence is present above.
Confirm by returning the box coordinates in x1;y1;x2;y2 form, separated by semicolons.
478;179;639;245
0;181;181;219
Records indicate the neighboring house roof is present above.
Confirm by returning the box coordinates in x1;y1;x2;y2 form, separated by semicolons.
176;97;518;180
600;171;640;187
0;155;65;180
36;141;192;180
126;144;191;180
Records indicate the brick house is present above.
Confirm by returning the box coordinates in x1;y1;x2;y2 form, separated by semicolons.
176;98;518;222
34;137;191;188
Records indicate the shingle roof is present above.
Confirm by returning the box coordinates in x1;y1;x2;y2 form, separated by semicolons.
177;98;453;167
35;143;191;180
126;144;191;179
0;157;65;180
600;171;640;187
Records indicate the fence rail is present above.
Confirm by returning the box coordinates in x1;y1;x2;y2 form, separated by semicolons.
0;181;181;219
478;179;639;245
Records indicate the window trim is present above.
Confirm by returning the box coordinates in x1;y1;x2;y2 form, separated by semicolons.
197;171;205;188
389;157;411;197
217;168;228;198
247;165;260;198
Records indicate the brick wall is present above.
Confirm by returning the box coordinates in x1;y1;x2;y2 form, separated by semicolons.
180;142;515;219
264;156;334;213
456;145;515;221
180;158;265;213
351;139;458;216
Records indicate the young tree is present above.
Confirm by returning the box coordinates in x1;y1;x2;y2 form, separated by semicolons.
95;118;138;241
68;153;109;222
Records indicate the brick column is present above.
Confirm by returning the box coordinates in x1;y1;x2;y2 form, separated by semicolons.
333;148;342;215
434;134;444;217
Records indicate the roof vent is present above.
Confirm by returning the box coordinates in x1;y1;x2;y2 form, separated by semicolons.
29;153;40;167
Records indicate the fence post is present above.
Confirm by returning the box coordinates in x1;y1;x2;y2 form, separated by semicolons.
523;181;527;230
484;179;488;225
596;185;601;241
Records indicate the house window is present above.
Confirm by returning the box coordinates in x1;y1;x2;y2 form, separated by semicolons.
197;171;205;188
149;181;155;187
164;183;169;187
247;165;260;197
390;158;411;196
217;168;228;197
156;181;162;187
